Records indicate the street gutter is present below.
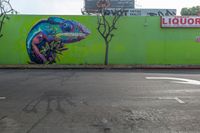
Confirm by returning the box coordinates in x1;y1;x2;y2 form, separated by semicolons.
0;65;200;69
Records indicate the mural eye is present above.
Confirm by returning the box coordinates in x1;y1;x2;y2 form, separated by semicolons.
37;34;43;41
63;23;71;32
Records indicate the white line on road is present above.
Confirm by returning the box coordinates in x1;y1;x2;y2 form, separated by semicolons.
146;77;200;85
174;97;185;104
0;97;6;100
158;97;175;100
158;97;185;104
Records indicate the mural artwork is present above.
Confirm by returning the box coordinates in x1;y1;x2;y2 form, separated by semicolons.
26;17;90;64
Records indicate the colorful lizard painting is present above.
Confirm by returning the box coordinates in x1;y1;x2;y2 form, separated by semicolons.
26;17;90;64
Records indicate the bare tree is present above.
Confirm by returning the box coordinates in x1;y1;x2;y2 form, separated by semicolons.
96;0;124;65
0;0;17;38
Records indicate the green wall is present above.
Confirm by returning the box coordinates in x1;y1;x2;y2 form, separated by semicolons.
1;15;200;65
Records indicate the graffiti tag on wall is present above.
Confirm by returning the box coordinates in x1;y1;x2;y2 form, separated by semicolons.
146;9;176;16
196;36;200;42
104;9;176;16
26;17;90;64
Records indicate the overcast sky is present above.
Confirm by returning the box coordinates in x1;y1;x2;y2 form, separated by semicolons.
10;0;200;15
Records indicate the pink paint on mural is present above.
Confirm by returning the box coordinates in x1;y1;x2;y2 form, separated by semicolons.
196;36;200;42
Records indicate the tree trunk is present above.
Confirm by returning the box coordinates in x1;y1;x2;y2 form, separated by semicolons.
104;42;109;65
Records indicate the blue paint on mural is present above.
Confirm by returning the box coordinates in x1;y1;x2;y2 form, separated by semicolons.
26;17;90;64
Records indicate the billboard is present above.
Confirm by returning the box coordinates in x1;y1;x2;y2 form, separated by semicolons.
84;0;134;11
161;16;200;28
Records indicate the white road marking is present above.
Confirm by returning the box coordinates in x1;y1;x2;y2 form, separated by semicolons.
174;97;185;104
0;97;6;100
146;77;200;85
158;97;175;100
162;89;200;93
158;97;185;104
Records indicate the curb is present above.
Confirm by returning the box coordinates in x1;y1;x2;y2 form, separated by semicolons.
0;65;200;69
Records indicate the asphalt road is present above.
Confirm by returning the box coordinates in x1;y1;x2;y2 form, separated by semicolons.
1;69;200;133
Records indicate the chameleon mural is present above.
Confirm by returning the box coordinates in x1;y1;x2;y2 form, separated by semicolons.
26;17;90;64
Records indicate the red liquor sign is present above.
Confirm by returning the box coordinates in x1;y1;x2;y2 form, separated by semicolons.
161;16;200;28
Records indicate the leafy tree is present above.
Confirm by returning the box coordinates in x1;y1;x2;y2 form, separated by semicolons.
0;0;17;38
181;6;200;16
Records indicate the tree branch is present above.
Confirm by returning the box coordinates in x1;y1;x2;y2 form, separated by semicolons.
97;15;106;39
0;14;5;36
0;0;17;38
97;7;124;46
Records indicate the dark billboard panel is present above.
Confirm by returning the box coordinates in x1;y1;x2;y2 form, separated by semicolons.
85;0;134;11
